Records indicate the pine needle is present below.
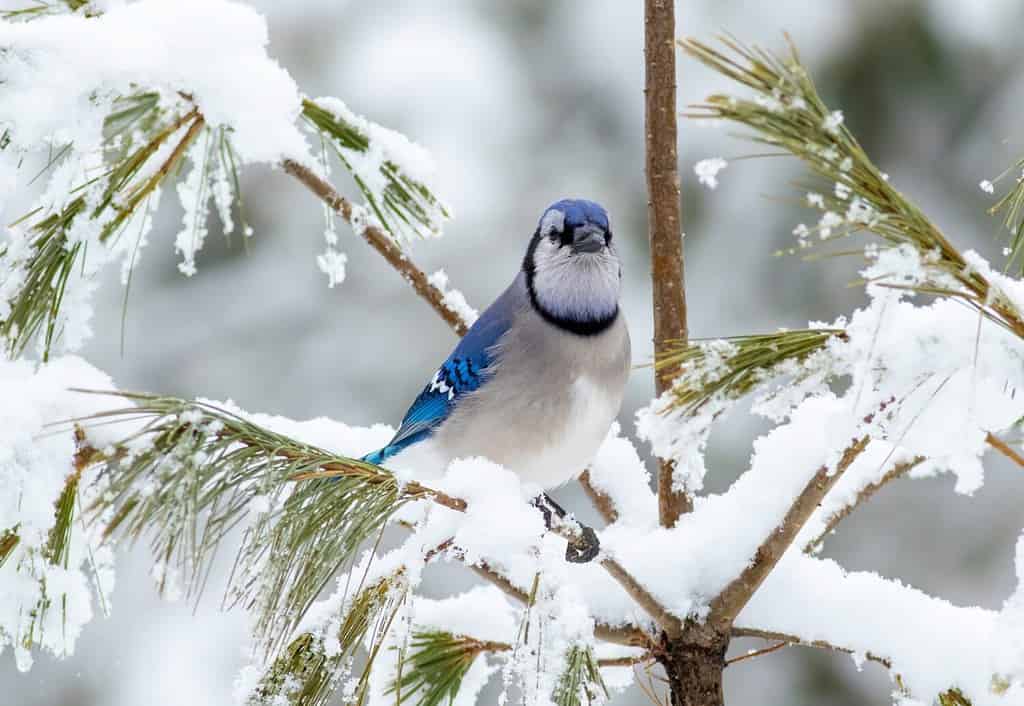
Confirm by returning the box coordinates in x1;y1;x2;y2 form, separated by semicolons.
1;95;198;359
76;391;417;655
986;156;1024;275
247;575;406;706
390;631;510;706
301;99;449;241
680;36;1024;342
656;328;843;417
553;645;608;706
0;528;19;568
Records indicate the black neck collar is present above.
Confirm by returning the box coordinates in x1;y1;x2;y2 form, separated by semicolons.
521;238;618;336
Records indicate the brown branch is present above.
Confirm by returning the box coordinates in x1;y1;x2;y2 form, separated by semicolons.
599;554;683;638
724;641;788;666
706;436;870;632
598;653;654;668
579;469;619;525
803;456;923;554
645;0;690;528
986;431;1024;468
281;158;469;337
732;627;892;670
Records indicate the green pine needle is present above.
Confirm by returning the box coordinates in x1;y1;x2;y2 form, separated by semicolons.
681;35;1024;341
939;688;973;706
1;95;198;360
301;98;450;241
656;328;844;417
0;528;19;568
248;575;405;706
390;631;510;706
987;156;1024;275
76;391;423;655
553;645;608;706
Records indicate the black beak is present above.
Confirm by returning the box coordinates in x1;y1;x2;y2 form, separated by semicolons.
572;227;606;254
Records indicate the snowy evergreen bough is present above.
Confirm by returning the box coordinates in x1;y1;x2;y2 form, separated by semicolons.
3;2;1024;705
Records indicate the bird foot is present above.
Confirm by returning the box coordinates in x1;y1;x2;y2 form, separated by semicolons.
531;494;601;563
564;525;600;564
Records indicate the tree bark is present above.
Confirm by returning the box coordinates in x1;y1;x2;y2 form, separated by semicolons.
645;0;691;527
657;626;728;706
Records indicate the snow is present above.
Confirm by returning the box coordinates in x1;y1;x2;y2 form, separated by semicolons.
0;0;308;164
585;423;657;529
428;269;480;328
311;96;448;241
822;110;845;134
739;553;1006;705
694;157;728;189
174;139;214;277
0;355;129;670
316;248;348;288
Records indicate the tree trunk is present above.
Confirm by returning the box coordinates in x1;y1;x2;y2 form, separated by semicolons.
658;628;729;706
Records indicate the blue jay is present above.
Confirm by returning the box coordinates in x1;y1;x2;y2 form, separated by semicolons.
365;199;630;562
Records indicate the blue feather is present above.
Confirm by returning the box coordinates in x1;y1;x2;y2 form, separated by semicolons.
363;281;519;464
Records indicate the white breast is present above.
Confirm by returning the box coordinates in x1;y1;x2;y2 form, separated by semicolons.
511;374;621;487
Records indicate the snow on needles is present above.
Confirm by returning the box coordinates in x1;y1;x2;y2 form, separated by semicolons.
0;0;307;165
0;356;128;670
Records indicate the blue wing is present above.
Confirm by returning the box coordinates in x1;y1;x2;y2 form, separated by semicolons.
364;279;521;465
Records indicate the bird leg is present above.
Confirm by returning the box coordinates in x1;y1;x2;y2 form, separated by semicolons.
531;492;601;564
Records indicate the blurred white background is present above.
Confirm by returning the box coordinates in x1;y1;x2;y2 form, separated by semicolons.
4;0;1024;703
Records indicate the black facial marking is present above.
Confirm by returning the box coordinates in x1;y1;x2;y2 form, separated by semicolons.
522;258;617;336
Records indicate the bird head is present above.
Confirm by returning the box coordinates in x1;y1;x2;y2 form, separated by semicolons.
522;199;621;335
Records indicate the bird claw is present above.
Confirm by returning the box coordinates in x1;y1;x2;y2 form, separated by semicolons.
565;525;600;564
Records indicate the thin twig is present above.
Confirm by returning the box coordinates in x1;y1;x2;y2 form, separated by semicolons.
986;431;1024;468
724;641;788;666
579;469;619;525
597;654;653;668
281;159;468;337
803;456;924;554
645;0;691;528
732;627;891;670
707;436;870;631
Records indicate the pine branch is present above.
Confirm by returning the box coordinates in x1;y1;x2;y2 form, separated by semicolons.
731;627;891;669
680;36;1024;343
803;456;923;554
300;99;449;242
1;96;199;359
733;629;975;705
654;328;844;418
78;392;419;655
723;640;789;666
706;435;870;632
281;159;469;336
645;0;691;527
391;631;510;706
77;392;659;655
